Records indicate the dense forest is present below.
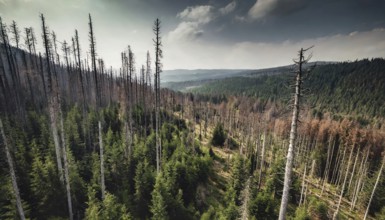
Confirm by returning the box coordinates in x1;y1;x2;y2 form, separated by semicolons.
191;59;385;122
0;14;385;220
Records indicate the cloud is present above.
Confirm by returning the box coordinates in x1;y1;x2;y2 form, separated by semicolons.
167;21;203;41
169;2;239;41
177;5;214;24
164;28;385;69
167;5;216;42
248;0;306;20
219;1;236;15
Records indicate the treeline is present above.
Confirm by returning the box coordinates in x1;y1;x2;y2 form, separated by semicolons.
192;58;385;123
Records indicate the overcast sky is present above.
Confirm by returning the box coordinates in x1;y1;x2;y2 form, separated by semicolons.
1;0;385;70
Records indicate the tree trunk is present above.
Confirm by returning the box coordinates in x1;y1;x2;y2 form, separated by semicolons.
347;149;359;194
279;48;307;220
99;120;105;200
299;163;307;205
60;111;73;220
258;128;266;189
363;155;384;220
153;18;162;173
333;143;354;219
0;118;26;220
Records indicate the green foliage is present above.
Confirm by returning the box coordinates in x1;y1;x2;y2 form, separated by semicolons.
193;59;385;119
85;189;131;220
30;153;66;218
226;155;246;205
211;123;226;147
308;196;330;219
294;206;311;220
375;206;385;220
134;159;155;218
248;191;278;220
150;174;169;220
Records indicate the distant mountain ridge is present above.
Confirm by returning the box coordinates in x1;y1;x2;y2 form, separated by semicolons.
163;59;385;120
161;61;332;90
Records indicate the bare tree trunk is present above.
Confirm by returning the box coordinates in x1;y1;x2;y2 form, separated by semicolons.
299;160;308;205
364;156;385;220
351;148;369;210
88;14;105;200
41;14;64;182
347;149;359;194
321;136;335;195
60;111;73;220
239;177;251;220
279;47;309;220
99;121;105;200
0;118;26;220
258;128;266;189
333;143;354;219
153;18;162;173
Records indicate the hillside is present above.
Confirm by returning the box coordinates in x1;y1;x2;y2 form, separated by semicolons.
188;59;385;121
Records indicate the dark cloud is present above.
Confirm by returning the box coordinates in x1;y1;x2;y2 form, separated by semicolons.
1;0;384;69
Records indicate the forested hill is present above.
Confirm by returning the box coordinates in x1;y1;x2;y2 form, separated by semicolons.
190;58;385;120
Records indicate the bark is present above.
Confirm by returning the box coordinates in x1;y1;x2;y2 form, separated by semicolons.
0;118;26;220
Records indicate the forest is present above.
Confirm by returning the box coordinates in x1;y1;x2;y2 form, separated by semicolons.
1;13;385;220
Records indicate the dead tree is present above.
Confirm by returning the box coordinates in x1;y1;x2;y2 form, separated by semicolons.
278;47;312;220
41;13;64;182
364;155;385;220
146;51;153;132
153;18;163;173
333;133;356;219
89;13;105;200
0;17;23;118
10;20;20;49
0;118;26;220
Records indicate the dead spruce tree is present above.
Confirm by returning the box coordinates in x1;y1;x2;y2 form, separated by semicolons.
41;14;64;182
278;47;312;220
89;13;105;200
364;154;385;220
153;18;162;173
0;118;26;219
10;20;20;49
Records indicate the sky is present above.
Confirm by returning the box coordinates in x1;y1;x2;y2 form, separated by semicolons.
1;0;385;70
